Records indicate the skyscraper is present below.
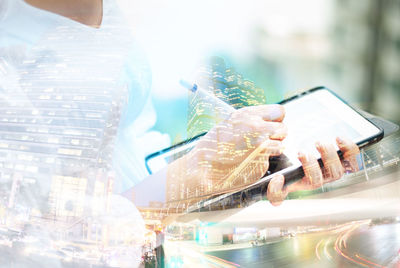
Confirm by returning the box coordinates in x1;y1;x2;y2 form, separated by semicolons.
164;57;269;208
0;49;125;220
187;57;267;138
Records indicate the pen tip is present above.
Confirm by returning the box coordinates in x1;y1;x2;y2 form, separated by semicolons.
179;80;197;92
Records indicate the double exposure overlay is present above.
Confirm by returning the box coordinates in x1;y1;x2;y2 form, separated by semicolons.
1;0;399;267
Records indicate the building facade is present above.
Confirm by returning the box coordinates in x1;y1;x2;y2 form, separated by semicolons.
0;52;124;222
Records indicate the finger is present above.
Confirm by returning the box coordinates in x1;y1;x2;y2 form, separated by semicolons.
270;123;288;140
316;142;344;182
259;139;284;156
243;104;285;122
267;174;288;206
298;151;323;188
239;121;286;144
229;111;287;140
256;121;287;140
228;115;282;136
336;137;361;173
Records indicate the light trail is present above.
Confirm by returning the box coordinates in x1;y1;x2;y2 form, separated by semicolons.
315;239;323;260
355;254;387;268
333;221;387;268
324;238;332;260
313;221;365;263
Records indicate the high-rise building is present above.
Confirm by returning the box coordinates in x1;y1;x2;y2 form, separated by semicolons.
0;55;124;220
187;57;267;138
165;58;269;208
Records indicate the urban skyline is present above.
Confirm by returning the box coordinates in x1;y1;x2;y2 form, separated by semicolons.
0;44;128;243
166;57;268;209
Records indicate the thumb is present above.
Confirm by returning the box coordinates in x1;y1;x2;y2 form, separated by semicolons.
267;174;288;206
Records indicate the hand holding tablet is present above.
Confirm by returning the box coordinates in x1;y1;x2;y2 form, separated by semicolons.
146;87;383;208
267;136;361;206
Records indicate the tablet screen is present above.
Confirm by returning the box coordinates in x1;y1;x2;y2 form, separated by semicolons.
278;88;382;172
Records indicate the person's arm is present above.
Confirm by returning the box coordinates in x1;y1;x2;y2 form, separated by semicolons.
24;0;103;28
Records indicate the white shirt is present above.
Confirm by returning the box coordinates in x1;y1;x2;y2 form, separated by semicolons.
0;0;154;189
0;0;149;266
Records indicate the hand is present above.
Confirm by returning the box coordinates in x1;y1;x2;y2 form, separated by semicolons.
194;104;286;160
267;136;360;206
168;104;287;204
195;104;286;186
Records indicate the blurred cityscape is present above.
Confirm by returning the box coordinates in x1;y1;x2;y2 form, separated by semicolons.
143;0;400;141
0;0;398;267
332;0;399;124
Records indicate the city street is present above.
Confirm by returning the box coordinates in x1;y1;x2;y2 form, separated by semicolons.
164;220;400;268
206;221;400;268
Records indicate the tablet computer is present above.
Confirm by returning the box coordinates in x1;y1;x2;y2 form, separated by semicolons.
145;87;384;210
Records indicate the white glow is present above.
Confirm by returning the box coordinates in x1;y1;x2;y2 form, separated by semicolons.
117;0;333;99
218;198;400;225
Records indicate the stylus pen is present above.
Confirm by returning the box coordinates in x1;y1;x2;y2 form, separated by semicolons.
179;79;236;115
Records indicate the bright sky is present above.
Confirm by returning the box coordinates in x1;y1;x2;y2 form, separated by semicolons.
117;0;333;99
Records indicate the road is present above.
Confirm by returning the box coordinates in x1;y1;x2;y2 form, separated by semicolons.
204;221;400;268
164;220;400;267
2;220;398;267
